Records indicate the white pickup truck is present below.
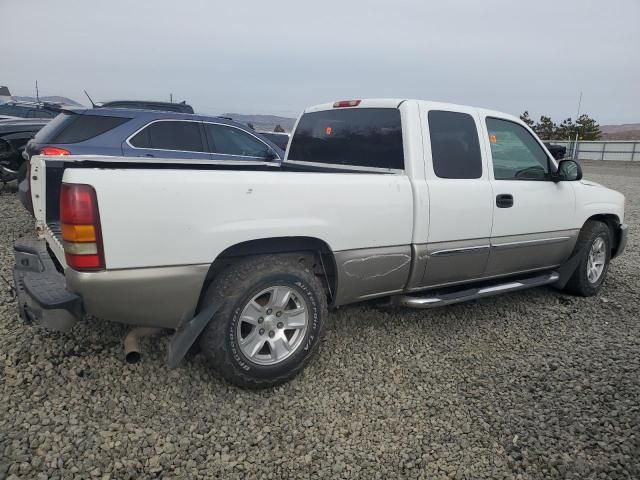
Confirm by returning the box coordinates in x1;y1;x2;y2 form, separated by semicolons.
14;98;628;388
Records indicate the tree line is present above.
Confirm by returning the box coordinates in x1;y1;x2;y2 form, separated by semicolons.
520;111;601;141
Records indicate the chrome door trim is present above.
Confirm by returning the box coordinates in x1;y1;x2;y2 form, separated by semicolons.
431;245;490;256
491;236;572;250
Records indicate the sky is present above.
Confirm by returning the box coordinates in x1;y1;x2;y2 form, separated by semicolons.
1;0;639;124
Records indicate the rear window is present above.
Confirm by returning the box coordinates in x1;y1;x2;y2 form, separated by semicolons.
33;113;73;142
48;113;129;144
129;120;205;152
287;108;404;169
428;110;482;179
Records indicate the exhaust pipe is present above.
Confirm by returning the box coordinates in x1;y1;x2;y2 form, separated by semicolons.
123;327;163;364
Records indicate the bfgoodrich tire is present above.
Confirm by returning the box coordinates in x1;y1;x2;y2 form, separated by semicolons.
198;254;327;388
564;220;612;297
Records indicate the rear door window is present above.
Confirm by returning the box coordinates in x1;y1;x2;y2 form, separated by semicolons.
129;120;205;152
428;110;482;179
204;124;273;158
52;114;129;144
287;108;404;169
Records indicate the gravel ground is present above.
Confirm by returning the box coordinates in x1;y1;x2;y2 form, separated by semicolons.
1;161;639;479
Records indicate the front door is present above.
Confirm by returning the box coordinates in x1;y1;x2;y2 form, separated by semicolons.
482;116;577;276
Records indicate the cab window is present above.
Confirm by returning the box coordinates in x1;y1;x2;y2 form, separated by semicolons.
486;118;550;180
428;110;482;179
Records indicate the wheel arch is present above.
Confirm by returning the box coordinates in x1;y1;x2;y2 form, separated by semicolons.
584;213;621;253
196;236;338;310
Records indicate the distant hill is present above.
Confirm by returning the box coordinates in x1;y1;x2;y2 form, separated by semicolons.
600;123;640;140
222;113;296;133
12;95;83;106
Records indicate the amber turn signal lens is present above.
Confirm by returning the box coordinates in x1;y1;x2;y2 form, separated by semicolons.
61;223;96;242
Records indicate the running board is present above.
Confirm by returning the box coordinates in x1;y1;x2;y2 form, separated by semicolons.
391;271;560;309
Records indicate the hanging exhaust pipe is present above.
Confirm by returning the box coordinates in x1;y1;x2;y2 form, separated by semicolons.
123;327;163;364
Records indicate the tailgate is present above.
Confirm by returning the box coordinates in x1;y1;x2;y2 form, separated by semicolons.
30;155;66;267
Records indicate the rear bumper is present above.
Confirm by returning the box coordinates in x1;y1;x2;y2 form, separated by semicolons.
612;223;628;259
65;264;209;329
13;237;81;331
14;237;210;331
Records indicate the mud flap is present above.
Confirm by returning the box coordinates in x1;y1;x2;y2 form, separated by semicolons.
553;245;586;290
166;303;220;368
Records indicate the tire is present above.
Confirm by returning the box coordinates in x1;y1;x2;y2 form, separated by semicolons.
564;220;611;296
198;254;327;388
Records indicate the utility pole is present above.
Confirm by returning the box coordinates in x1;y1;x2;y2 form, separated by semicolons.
573;91;582;160
35;80;40;103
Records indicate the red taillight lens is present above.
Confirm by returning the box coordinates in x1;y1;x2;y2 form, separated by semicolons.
64;253;103;269
40;146;70;156
60;183;104;270
333;100;361;108
61;184;97;225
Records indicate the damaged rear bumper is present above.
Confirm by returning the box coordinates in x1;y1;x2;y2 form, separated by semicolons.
13;237;81;332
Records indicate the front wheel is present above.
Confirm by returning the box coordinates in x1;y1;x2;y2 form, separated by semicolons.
198;254;327;388
564;221;611;296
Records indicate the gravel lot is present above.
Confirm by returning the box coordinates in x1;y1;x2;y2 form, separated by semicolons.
1;161;639;479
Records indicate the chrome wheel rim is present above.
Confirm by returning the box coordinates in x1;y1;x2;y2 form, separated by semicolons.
236;285;308;366
587;237;606;284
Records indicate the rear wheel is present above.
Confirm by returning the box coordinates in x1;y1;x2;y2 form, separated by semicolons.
198;254;327;388
564;221;611;296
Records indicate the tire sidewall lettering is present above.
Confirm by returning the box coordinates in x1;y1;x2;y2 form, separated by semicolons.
226;275;322;375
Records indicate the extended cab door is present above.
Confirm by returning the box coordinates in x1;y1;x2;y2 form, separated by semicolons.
481;115;577;276
415;103;494;287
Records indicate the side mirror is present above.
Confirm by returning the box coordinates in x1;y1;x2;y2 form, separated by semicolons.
553;159;582;182
263;149;279;161
544;142;567;160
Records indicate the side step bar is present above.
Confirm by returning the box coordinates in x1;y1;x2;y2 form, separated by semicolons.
391;271;559;309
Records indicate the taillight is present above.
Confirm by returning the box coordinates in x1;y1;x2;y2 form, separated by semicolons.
333;100;361;108
60;183;104;270
41;146;70;156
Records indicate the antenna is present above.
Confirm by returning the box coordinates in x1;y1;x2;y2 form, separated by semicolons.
572;91;582;160
84;90;96;108
35;80;40;103
170;93;173;103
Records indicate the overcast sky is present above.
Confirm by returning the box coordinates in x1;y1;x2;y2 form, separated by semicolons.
2;0;638;123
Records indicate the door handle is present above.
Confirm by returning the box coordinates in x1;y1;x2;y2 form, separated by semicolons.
496;194;514;208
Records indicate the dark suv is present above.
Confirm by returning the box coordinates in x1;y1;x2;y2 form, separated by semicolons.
0;101;62;119
19;108;284;211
